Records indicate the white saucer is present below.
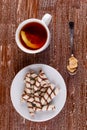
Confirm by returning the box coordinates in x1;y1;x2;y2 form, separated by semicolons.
10;64;67;122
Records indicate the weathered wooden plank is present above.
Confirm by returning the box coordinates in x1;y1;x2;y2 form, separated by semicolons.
0;0;86;130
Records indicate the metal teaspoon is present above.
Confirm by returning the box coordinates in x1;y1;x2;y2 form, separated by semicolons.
67;22;78;75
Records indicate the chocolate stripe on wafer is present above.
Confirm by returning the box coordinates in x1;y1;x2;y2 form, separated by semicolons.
34;107;42;112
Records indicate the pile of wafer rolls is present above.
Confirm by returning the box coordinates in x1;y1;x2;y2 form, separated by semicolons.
21;69;60;116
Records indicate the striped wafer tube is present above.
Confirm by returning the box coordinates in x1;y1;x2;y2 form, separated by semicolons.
36;76;42;83
33;101;42;108
30;73;38;79
39;70;50;86
40;80;49;87
21;90;34;102
25;82;31;88
42;104;55;111
27;96;34;102
39;70;48;79
34;92;40;102
33;81;41;91
41;83;55;105
35;104;55;112
25;78;35;85
34;107;42;112
24;76;31;83
25;86;33;94
33;92;42;108
40;87;47;93
24;70;33;81
47;87;59;104
27;102;35;116
24;70;37;84
21;91;29;102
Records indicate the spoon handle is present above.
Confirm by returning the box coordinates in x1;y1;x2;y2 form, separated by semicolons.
69;22;74;55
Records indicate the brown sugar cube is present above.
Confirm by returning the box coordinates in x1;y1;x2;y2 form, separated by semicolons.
67;65;77;73
69;56;78;69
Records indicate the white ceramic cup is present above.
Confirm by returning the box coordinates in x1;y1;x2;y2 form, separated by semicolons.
15;13;52;54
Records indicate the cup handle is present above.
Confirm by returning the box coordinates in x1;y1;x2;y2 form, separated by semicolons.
41;13;52;26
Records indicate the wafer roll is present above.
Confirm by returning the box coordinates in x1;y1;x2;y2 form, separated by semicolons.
30;79;35;85
24;71;32;82
41;84;55;105
24;70;37;83
40;87;47;93
25;82;31;88
24;77;31;83
30;73;38;79
39;70;50;85
25;87;33;94
21;91;29;102
39;70;48;79
33;93;42;108
34;92;40;102
24;72;31;79
40;80;47;87
47;87;59;103
27;96;34;102
24;83;34;96
34;107;42;112
21;91;34;102
36;76;42;83
35;104;55;112
33;80;41;91
40;92;46;97
42;104;55;111
27;102;35;116
33;101;42;108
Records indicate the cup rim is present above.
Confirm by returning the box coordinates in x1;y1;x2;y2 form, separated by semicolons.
15;19;50;54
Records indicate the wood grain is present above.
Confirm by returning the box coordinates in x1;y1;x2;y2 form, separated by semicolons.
0;0;87;130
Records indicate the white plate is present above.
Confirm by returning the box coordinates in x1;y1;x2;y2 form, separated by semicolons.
10;64;67;122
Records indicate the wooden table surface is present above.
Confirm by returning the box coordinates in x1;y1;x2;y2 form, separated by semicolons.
0;0;87;130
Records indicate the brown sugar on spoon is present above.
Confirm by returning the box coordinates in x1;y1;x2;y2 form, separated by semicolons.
67;54;78;73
